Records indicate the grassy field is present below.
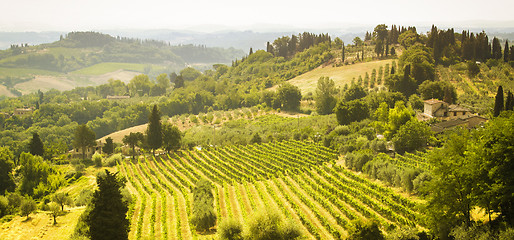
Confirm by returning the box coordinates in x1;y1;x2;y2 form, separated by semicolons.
71;62;165;76
0;67;60;78
283;59;394;94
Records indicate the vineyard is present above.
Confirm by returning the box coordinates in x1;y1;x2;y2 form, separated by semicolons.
118;140;425;239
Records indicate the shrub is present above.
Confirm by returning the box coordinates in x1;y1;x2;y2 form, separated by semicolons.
218;218;243;240
348;219;385;240
75;189;93;206
20;198;37;218
191;178;216;232
103;153;122;167
244;208;302;240
92;152;102;167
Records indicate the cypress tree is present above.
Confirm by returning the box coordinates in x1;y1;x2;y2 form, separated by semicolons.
146;105;162;156
249;47;253;55
342;43;345;63
492;37;502;60
506;91;514;111
86;170;129;240
494;85;504;117
510;46;514;62
29;132;44;157
504;40;510;62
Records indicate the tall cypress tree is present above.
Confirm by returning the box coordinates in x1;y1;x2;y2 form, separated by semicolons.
492;37;502;60
506;91;514;111
494;85;504;117
342;43;345;63
505;40;510;62
29;132;44;157
86;170;129;240
146;105;162;156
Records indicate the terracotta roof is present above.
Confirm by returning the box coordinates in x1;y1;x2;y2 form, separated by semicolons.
424;99;444;105
448;104;470;112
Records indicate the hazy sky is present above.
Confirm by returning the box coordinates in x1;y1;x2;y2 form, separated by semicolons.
2;0;513;32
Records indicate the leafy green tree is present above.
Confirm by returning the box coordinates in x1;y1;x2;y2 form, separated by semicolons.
161;122;181;153
471;112;514;224
48;202;60;225
315;76;338;115
384;101;414;139
353;37;363;46
123;132;144;160
146;105;162;156
180;67;202;81
29;132;44;157
156;73;170;89
102;137;114;155
399;44;435;84
335;99;369;125
418;80;457;103
392;119;432;154
73;124;96;160
128;74;153;96
18;153;53;196
191;178;216;232
344;84;367;101
53;192;72;211
173;75;184;89
398;30;420;49
276;83;302;111
86;170;129;240
494;85;504;117
424;129;476;238
0;147;15;193
20;198;37;219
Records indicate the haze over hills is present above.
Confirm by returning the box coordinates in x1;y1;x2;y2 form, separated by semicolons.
2;21;514;50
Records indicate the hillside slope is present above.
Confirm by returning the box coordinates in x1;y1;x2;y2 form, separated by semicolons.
0;32;244;96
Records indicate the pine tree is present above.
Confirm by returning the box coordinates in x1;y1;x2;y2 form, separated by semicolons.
249;47;253;55
146;105;162;156
494;85;504;117
29;132;44;157
504;40;510;62
102;137;114;155
86;170;129;240
73;125;96;160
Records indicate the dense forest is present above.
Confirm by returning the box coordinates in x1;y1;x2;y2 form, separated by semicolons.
0;24;514;240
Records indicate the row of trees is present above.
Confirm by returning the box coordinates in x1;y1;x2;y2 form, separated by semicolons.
266;32;332;58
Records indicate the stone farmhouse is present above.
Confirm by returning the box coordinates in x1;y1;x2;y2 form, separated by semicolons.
418;99;488;133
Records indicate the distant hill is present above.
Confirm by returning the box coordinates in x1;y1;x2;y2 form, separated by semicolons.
0;31;245;96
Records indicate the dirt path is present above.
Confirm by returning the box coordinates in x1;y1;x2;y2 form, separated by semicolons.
247;183;266;210
238;183;253;216
228;184;243;222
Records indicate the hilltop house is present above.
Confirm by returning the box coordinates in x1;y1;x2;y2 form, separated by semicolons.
418;99;487;133
70;140;104;159
13;107;34;117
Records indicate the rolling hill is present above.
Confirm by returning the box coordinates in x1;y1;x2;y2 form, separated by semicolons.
0;32;245;96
